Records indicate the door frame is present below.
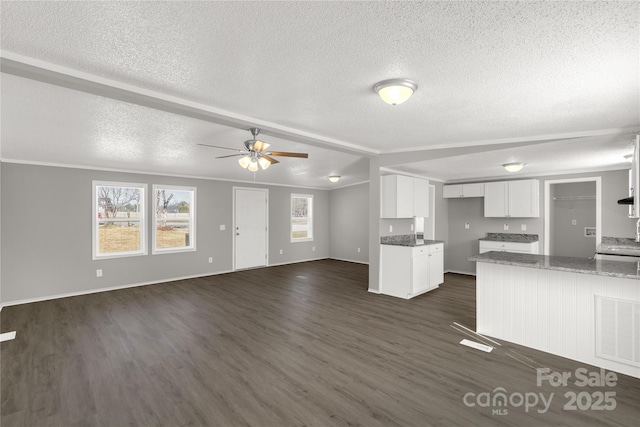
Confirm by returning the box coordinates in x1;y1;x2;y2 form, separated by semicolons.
232;186;269;270
544;177;601;256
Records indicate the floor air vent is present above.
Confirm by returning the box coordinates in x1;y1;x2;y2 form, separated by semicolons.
595;296;640;368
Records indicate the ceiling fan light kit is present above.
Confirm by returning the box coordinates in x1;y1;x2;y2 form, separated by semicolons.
200;127;308;172
374;78;418;105
503;162;525;173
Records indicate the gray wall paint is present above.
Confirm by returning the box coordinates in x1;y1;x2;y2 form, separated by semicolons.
1;163;329;303
551;182;596;257
328;182;369;263
446;169;635;275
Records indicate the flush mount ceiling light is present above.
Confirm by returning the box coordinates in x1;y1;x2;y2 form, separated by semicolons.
503;162;525;173
328;176;341;183
373;78;418;105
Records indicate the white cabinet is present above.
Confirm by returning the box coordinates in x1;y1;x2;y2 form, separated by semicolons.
380;243;444;299
484;179;539;217
443;183;484;198
381;175;429;218
479;240;539;254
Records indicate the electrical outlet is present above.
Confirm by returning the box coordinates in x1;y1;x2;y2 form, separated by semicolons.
219;224;226;231
410;224;414;231
357;247;361;253
503;223;509;231
279;249;283;255
389;225;393;233
312;246;315;251
96;269;103;277
521;224;527;231
465;222;470;229
208;257;213;263
571;219;577;226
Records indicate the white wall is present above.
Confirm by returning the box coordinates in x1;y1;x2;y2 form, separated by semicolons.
329;182;369;263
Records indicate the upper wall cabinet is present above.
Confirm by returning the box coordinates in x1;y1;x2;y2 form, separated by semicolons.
443;183;484;198
484;179;540;218
381;175;429;218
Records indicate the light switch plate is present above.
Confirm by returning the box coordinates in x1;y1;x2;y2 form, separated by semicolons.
220;224;226;231
503;223;509;230
465;222;470;229
521;224;527;231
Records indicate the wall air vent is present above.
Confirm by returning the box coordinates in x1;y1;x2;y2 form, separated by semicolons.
595;296;640;368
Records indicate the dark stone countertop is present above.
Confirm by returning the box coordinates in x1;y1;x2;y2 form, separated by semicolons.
469;251;640;280
596;236;640;257
479;233;539;243
380;234;444;247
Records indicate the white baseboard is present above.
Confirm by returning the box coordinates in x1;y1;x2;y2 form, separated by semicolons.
367;288;381;294
329;257;369;265
445;269;476;276
0;270;236;309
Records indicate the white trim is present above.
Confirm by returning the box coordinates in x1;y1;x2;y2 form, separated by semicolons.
92;181;148;260
233;187;269;271
0;270;234;309
152;184;196;255
444;165;630;185
328;257;369;265
0;158;333;191
544;176;601;256
445;269;476;276
380;167;443;183
380;128;639;154
367;288;382;294
328;180;370;190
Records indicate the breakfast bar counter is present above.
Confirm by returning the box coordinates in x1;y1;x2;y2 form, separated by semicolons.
470;251;640;379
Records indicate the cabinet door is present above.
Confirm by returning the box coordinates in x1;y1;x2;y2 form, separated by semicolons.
462;183;484;197
509;180;539;217
443;185;462;198
414;178;429;217
381;175;415;218
412;253;430;293
428;250;444;287
484;182;508;217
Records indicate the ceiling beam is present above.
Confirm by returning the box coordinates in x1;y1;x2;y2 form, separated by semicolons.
1;53;377;157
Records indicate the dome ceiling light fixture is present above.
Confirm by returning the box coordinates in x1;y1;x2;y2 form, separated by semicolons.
503;162;526;173
373;78;418;105
328;176;341;183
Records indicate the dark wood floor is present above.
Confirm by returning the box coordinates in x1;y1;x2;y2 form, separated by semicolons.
1;259;639;426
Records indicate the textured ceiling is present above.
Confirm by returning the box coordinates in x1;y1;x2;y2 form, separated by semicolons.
1;1;639;185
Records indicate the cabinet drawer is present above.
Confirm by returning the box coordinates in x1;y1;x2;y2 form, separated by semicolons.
412;246;429;256
428;243;443;254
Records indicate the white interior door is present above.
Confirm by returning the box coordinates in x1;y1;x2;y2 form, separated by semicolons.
234;187;268;270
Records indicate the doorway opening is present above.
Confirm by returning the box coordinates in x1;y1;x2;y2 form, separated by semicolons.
544;177;601;257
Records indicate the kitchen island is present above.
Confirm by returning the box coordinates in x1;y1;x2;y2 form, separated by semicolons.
469;251;640;379
379;235;444;299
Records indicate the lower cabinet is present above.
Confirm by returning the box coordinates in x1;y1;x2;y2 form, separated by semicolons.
380;243;444;299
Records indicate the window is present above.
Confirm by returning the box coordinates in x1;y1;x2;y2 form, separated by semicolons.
93;181;147;259
153;185;196;254
291;194;313;242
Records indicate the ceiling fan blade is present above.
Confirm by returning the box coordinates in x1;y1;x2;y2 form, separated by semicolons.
215;153;247;159
252;140;270;152
198;143;244;152
267;151;309;158
261;155;280;164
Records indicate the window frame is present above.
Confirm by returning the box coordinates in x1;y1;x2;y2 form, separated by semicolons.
92;180;147;260
290;193;314;243
152;184;196;255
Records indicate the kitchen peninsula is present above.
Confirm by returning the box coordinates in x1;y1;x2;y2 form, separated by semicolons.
379;235;444;299
470;251;640;379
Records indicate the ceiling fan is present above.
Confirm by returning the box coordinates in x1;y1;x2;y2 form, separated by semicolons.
198;128;308;172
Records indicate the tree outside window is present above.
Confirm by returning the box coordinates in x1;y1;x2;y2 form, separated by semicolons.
153;185;196;254
291;194;313;242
